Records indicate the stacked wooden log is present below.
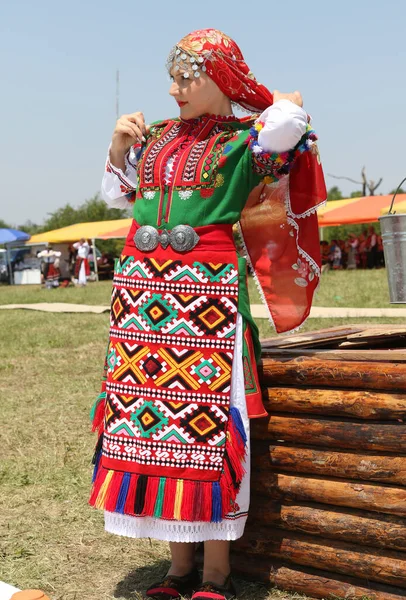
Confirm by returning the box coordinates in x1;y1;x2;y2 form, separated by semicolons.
233;326;406;600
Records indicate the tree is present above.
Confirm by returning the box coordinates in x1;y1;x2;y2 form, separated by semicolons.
0;219;11;229
389;187;405;195
327;186;343;201
327;167;383;196
41;193;130;232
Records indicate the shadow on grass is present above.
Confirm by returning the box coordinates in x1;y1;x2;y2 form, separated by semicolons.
114;559;170;598
114;560;270;600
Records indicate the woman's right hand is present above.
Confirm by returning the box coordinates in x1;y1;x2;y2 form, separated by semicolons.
110;112;150;170
111;112;150;152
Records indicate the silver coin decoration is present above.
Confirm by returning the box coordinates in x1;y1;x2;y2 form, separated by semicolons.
134;226;159;252
134;225;200;253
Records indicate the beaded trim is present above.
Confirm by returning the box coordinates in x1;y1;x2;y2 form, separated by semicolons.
248;121;318;184
167;46;212;79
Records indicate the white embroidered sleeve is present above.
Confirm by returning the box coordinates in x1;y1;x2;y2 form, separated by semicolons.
101;144;140;209
257;99;308;153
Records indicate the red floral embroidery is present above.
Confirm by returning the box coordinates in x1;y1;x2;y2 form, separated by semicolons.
200;188;215;199
218;155;228;169
120;184;133;194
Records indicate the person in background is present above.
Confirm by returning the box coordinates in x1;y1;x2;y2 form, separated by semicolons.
346;233;359;270
329;239;342;269
73;238;90;286
377;233;385;268
367;226;378;269
358;230;368;269
37;248;61;289
97;252;115;280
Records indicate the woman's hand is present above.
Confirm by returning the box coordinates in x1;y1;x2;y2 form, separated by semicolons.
110;112;150;170
273;90;303;108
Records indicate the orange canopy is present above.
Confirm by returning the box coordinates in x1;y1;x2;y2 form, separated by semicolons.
317;194;406;227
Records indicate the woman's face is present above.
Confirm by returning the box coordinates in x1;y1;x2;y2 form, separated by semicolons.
168;64;230;119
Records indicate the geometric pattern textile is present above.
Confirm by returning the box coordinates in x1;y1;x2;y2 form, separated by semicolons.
89;231;247;523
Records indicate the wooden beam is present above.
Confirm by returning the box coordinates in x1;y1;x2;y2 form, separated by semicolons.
264;387;406;421
260;357;406;391
251;415;406;453
252;445;406;485
248;499;406;551
251;473;406;516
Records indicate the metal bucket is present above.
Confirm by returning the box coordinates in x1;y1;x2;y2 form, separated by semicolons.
378;177;406;303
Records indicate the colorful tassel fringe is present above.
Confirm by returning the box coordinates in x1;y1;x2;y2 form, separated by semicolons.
89;407;247;522
248;121;318;184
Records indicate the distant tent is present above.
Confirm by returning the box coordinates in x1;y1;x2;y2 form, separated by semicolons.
0;228;31;284
318;194;406;227
28;219;132;244
0;228;30;244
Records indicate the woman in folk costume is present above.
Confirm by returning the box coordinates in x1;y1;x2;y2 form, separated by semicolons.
90;28;326;600
37;248;61;289
73;238;91;285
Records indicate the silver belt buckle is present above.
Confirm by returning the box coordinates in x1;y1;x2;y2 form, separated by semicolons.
134;225;199;252
134;226;159;252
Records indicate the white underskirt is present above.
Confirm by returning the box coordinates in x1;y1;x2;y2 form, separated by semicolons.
104;312;250;542
75;261;88;285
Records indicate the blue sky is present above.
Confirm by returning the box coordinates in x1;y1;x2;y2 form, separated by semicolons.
2;0;405;225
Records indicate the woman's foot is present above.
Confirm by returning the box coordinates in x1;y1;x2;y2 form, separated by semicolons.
191;574;237;600
146;567;200;599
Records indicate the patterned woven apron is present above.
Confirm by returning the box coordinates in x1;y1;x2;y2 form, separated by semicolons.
89;221;247;523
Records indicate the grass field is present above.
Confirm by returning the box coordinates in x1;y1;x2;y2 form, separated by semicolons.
0;269;398;600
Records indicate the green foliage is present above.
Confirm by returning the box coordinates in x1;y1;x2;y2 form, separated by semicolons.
40;193;130;232
389;187;405;195
18;220;44;235
327;186;343;201
0;219;11;229
323;223;369;242
15;193;131;257
324;186;377;241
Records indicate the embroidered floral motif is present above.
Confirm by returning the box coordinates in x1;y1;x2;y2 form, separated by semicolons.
143;191;157;200
200;188;215;199
120;184;133;194
215;173;225;188
179;190;193;200
292;258;316;287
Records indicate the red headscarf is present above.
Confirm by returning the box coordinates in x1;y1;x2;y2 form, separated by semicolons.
175;28;273;112
173;29;327;334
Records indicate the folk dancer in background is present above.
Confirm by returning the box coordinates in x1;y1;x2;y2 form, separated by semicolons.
37;248;61;289
73;238;90;286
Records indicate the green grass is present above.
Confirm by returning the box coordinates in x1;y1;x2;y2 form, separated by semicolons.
0;267;397;310
0;310;316;600
0;270;394;599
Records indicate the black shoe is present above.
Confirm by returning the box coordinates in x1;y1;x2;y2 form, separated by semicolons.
191;574;237;600
146;567;200;599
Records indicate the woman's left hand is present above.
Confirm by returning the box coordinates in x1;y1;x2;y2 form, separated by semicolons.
273;90;303;107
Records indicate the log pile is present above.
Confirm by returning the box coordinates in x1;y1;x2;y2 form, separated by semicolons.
234;325;406;600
